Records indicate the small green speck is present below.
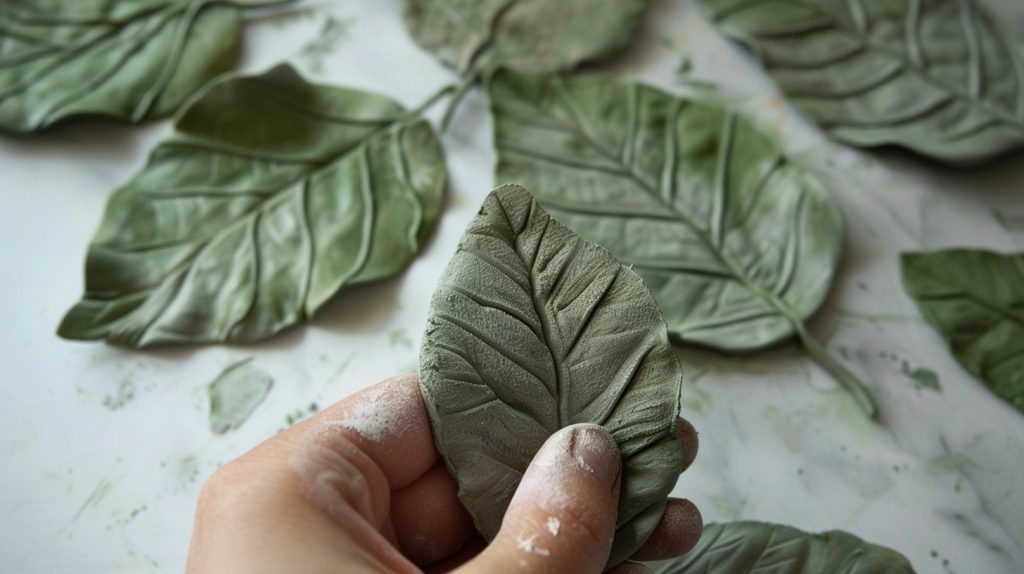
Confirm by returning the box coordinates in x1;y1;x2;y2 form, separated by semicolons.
297;16;353;74
675;55;692;75
102;379;136;411
388;328;414;349
900;361;941;393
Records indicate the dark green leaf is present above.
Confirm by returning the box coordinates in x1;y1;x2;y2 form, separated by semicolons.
402;0;650;75
648;521;916;573
420;185;684;566
698;0;1024;164
0;0;285;132
58;64;446;346
489;70;875;417
902;249;1024;414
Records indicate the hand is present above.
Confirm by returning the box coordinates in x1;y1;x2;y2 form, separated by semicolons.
186;374;702;573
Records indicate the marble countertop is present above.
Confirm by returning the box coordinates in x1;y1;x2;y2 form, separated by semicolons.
2;1;1023;572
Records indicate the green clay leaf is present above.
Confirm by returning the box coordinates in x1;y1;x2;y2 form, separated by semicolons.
58;64;446;347
489;70;875;417
0;0;287;133
648;521;917;573
902;249;1024;414
698;0;1024;165
208;358;273;434
402;0;650;75
420;185;684;566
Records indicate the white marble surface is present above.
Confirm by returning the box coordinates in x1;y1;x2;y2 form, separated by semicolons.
2;1;1024;572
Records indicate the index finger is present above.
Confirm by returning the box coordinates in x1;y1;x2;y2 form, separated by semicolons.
302;373;438;491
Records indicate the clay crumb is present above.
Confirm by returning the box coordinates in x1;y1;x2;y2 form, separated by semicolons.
516;533;550;556
546;516;560;536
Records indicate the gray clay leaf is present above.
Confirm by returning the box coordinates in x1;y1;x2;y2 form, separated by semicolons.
58;64;446;347
402;0;650;75
489;70;875;417
648;521;917;573
902;249;1024;414
0;0;288;133
698;0;1024;165
419;185;684;566
208;358;273;434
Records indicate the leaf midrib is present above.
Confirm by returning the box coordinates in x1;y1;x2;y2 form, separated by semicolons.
528;78;807;331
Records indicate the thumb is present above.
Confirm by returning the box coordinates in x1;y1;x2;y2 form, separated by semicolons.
459;423;622;574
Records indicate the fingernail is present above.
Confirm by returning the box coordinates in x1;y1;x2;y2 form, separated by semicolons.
570;424;620;490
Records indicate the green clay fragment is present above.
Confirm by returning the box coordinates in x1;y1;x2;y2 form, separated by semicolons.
697;0;1024;165
489;69;875;418
420;185;684;567
208;359;273;434
402;0;650;74
648;521;917;573
902;249;1024;414
58;64;446;347
0;0;290;133
901;362;942;393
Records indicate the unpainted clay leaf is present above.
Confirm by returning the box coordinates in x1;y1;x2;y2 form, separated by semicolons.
0;0;287;132
648;521;917;573
902;249;1024;414
208;358;273;434
402;0;650;75
489;70;875;416
58;64;446;347
698;0;1024;164
420;185;684;566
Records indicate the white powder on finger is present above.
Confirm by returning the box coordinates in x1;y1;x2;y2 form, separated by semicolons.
547;516;560;536
326;375;419;442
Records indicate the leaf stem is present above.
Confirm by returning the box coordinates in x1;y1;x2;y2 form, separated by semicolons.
793;323;877;419
408;83;458;118
440;72;479;132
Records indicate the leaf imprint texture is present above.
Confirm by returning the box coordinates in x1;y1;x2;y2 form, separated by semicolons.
0;0;288;132
402;0;650;75
59;64;446;347
698;0;1024;164
902;249;1024;415
489;70;875;417
420;185;684;566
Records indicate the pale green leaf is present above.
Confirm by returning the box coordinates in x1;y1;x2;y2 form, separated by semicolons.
402;0;650;74
698;0;1024;164
58;64;446;346
0;0;288;132
902;249;1024;414
489;70;875;417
